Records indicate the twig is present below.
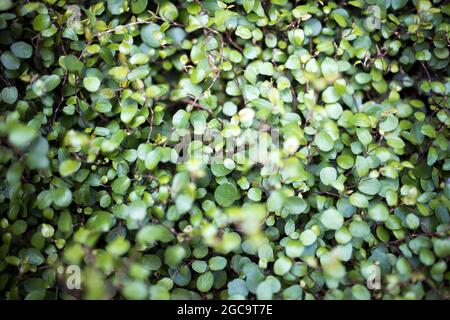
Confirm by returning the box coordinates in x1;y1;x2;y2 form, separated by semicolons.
95;19;154;37
225;31;243;53
147;103;154;142
419;61;432;82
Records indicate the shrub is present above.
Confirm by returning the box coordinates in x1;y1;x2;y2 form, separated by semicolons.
0;0;449;300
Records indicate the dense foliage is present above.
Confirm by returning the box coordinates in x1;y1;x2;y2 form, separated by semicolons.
0;0;450;300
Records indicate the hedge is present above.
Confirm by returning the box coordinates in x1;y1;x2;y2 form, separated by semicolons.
0;0;450;300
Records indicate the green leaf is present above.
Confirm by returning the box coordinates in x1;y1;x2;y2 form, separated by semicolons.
1;51;20;70
320;208;344;230
433;239;450;258
355;72;371;84
190;66;207;84
289;29;304;46
120;104;138;123
256;281;273;300
349;220;370;238
12;220;27;235
141;24;163;48
52;187;72;208
333;79;347;96
87;211;115;232
284;197;307;214
0;0;13;11
106;237;130;256
349;193;369;208
258;243;274;260
300;230;317;246
83;77;101;92
336;154;354;169
11;42;33;59
1;86;18;104
406;213;420;230
192;260;208;273
108;65;129;80
358;179;381;195
332;13;347;27
60;55;84;72
32;14;51;31
421;124;437;138
145;148;162;170
95;100;112;113
321;57;339;82
130;53;149;65
130;0;148;14
223;101;237;116
379;115;398;132
40;224;54;238
112;176;131;195
9;124;37;148
209;256;227;271
368;202;389;222
247;187;262;201
320;167;337;186
236;26;252;39
123;282;147;300
285;239;303;258
322;86;340;104
215;183;238;207
243;0;255;13
211;162;232;177
59;159;81;177
172;109;190;128
137;225;175;245
352;284;371;300
175;194;193;214
108;0;125;15
20;248;44;266
44;75;61;92
285;55;300;69
58;211;73;233
392;0;408;10
315;131;334;151
274;256;292;276
159;1;179;21
197;271;214;292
